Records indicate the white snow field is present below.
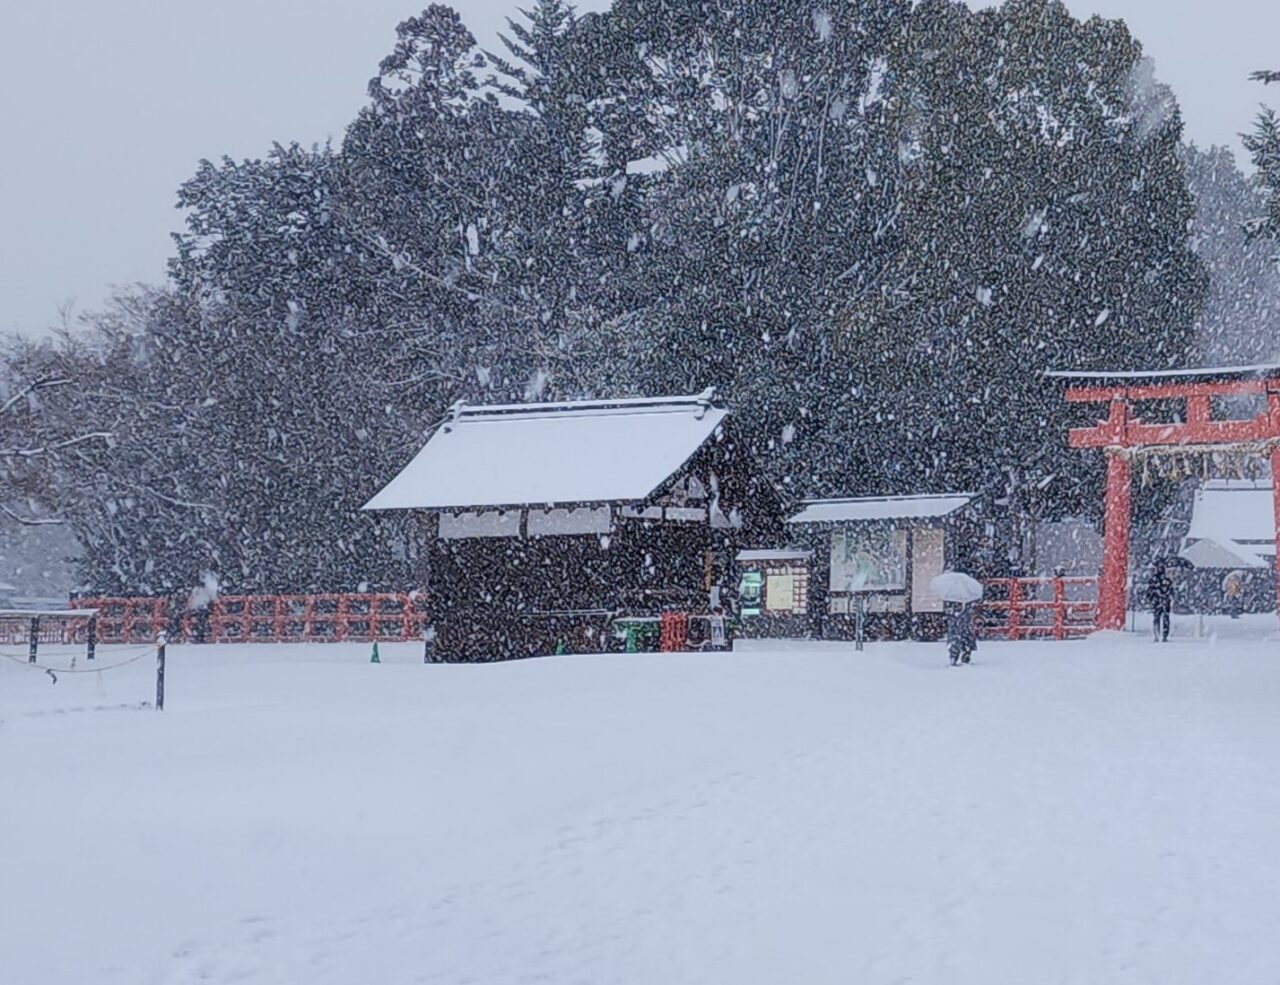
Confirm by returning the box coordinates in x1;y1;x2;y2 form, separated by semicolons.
4;618;1280;984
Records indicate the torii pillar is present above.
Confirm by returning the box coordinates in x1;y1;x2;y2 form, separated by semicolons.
1057;370;1280;632
1098;449;1132;631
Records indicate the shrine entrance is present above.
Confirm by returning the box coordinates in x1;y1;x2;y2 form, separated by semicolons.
1051;366;1280;630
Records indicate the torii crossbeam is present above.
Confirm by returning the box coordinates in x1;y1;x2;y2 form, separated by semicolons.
1049;365;1280;630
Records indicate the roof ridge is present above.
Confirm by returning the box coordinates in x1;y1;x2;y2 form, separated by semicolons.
445;388;719;422
1045;363;1280;381
800;492;976;504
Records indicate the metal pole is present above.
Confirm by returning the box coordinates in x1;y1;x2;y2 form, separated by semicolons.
155;631;167;711
27;615;40;663
87;615;97;662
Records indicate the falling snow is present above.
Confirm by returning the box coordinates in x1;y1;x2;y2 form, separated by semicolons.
2;2;1280;981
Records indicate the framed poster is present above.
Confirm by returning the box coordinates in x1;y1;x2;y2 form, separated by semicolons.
829;528;908;592
766;574;795;611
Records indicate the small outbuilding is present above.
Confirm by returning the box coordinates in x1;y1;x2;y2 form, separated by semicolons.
778;493;983;641
364;389;782;660
1176;479;1277;612
733;549;814;639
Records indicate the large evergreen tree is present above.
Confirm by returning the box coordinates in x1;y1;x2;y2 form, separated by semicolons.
1244;71;1280;254
841;0;1205;514
1184;144;1280;363
15;0;1220;593
582;0;911;493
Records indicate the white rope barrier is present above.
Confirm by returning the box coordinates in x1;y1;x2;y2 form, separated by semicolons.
0;645;154;675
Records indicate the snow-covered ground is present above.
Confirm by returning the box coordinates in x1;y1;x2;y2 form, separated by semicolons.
3;617;1279;984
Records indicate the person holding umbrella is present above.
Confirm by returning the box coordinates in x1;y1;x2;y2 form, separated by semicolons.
1222;569;1245;619
930;571;983;666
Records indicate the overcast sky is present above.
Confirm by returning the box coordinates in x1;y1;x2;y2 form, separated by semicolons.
1;0;1276;336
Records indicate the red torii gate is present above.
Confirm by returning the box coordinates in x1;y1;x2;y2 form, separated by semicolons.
1050;366;1280;630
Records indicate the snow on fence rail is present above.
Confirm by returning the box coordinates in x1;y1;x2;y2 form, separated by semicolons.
71;593;429;644
979;577;1098;640
0;609;95;647
67;580;1095;647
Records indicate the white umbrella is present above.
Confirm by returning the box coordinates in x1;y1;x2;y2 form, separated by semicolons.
929;571;984;603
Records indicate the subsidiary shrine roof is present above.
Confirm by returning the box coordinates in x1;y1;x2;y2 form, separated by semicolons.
363;390;727;512
787;493;975;525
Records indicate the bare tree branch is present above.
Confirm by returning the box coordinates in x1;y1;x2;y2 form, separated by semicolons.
0;432;112;460
0;504;64;526
1;376;73;417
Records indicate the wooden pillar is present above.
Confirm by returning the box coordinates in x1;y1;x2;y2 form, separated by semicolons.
1052;575;1066;641
1098;451;1132;631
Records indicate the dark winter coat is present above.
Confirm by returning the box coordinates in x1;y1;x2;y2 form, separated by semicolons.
946;602;977;652
1146;572;1174;612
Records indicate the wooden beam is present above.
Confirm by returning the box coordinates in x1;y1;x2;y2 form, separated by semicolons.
1069;413;1280;448
1065;379;1272;403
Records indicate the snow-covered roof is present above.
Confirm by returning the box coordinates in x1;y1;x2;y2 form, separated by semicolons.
736;549;814;562
1045;363;1280;381
363;390;726;511
1182;481;1275;568
787;493;975;525
1178;538;1269;570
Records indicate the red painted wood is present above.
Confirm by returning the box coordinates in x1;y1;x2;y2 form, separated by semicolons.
1099;453;1132;631
71;593;428;644
1066;376;1280;449
1065;379;1271;403
1053;577;1066;641
978;577;1098;639
1070;415;1279;448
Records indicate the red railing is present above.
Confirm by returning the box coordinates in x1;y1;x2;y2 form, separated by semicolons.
72;593;429;644
979;577;1098;641
0;614;88;646
63;597;167;644
659;611;689;651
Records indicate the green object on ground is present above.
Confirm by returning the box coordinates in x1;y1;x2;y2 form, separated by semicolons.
370;641;381;664
615;618;660;652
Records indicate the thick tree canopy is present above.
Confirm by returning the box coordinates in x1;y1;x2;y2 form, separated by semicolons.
4;0;1222;594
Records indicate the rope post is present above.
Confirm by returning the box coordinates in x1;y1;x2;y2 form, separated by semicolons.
87;615;97;661
1008;580;1023;642
155;630;167;712
1052;575;1066;642
27;615;40;663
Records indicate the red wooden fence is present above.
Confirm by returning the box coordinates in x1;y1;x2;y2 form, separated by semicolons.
71;593;429;645
659;611;690;652
69;580;1096;647
979;577;1098;640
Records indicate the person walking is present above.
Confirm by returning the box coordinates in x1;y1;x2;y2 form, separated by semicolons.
946;600;977;666
1147;562;1174;642
1222;570;1245;620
